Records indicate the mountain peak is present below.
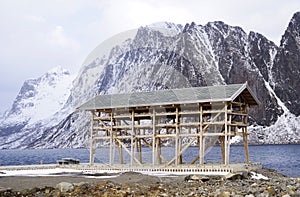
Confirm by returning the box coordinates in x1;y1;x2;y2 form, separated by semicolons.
2;66;75;127
46;66;70;76
291;11;300;22
280;12;300;48
147;22;183;36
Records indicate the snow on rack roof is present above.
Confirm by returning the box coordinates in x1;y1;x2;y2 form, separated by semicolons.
77;83;259;111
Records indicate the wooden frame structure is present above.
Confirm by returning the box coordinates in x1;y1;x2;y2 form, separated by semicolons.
78;83;259;167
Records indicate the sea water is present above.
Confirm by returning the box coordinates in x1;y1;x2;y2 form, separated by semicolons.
0;145;299;177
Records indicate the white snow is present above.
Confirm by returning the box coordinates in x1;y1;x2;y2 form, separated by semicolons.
250;172;269;180
230;136;243;144
267;47;277;88
147;22;182;37
0;167;230;177
0;168;82;177
264;79;289;114
3;66;75;125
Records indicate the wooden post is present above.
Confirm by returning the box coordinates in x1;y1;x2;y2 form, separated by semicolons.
89;111;95;166
109;111;114;166
220;136;225;163
118;140;123;164
244;104;249;164
227;103;232;165
137;119;142;163
224;104;228;165
243;127;249;164
152;108;156;166
138;139;142;163
175;106;179;165
200;105;204;165
157;135;162;164
130;110;135;166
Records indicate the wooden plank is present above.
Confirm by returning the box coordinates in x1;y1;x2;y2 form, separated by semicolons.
224;103;228;165
89;112;95;165
130;110;135;165
179;111;201;115
175;106;179;165
199;105;204;165
109;112;114;166
152;108;156;166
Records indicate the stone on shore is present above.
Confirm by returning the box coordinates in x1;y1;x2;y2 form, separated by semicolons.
56;182;74;192
0;168;298;196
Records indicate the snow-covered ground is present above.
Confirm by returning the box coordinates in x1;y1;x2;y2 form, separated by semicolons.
0;166;269;180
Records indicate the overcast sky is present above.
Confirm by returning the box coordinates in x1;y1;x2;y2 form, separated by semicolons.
0;0;299;114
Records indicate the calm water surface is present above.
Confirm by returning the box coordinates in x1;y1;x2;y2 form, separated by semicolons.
0;145;299;177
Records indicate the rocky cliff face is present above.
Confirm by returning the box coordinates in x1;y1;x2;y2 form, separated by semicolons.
272;12;300;116
0;12;299;149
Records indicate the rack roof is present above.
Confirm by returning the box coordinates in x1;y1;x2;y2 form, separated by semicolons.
77;83;259;110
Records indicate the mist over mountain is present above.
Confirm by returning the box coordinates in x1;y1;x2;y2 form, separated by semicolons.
0;12;300;149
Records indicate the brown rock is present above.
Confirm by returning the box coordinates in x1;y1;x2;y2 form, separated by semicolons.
267;187;276;195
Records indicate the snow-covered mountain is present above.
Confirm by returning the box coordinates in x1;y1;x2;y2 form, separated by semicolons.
1;12;300;149
0;66;75;148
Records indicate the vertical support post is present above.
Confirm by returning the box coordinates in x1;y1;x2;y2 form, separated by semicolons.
220;136;225;163
224;103;229;165
243;127;249;164
243;104;249;164
109;111;114;166
137;119;142;163
175;106;179;166
116;119;123;164
130;109;135;166
152;108;156;166
227;103;232;165
118;141;124;164
199;105;204;165
89;111;95;166
138;139;142;163
156;131;162;164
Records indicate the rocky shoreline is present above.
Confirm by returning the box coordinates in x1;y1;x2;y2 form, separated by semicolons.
0;168;299;197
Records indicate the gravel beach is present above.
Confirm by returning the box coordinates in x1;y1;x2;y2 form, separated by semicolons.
0;168;299;196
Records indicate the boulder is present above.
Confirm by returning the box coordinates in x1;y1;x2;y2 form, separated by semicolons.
225;171;249;180
184;175;201;182
56;182;74;192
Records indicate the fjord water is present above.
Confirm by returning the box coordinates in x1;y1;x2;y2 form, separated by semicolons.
0;145;299;177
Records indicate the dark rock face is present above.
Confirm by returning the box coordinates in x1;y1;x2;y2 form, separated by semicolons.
95;20;289;126
272;12;300;116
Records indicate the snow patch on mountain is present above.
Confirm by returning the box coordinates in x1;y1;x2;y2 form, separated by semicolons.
250;112;300;144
